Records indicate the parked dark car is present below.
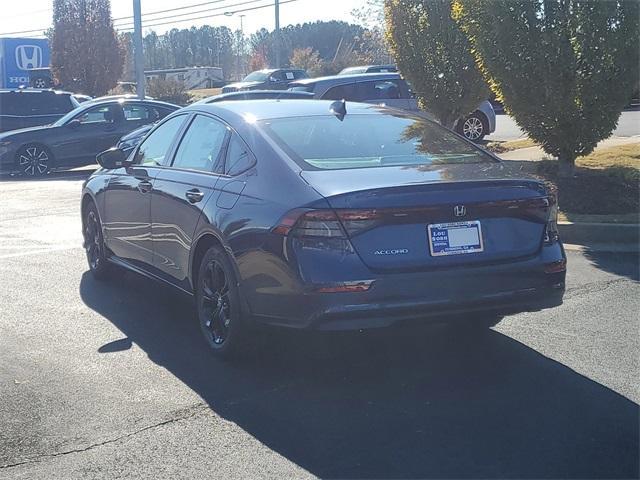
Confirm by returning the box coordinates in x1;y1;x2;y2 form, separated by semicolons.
82;100;566;358
222;69;308;93
289;72;496;142
338;64;398;75
117;90;315;154
0;89;79;133
196;89;315;104
28;67;54;89
0;98;178;176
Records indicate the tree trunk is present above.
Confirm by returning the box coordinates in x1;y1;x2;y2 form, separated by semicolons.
558;153;577;178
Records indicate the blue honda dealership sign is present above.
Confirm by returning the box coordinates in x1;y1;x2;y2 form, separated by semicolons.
0;38;51;88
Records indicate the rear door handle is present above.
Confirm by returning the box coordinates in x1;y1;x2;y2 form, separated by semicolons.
137;180;153;193
185;189;205;203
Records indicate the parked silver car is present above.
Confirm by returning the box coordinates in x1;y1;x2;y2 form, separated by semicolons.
289;72;496;142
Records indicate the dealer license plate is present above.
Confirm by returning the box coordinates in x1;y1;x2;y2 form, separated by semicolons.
428;221;484;257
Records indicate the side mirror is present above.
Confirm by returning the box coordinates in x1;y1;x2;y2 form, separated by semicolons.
67;119;81;129
96;147;128;170
269;76;278;82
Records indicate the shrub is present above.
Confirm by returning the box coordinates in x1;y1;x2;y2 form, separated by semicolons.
146;78;191;106
384;0;488;128
454;0;640;176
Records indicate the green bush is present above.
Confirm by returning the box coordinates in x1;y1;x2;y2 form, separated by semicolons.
454;0;640;176
146;78;191;106
384;0;488;128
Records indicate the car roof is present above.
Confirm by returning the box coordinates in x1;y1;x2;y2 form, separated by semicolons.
183;99;387;122
249;68;305;75
196;90;314;103
0;88;74;95
290;72;401;86
82;97;179;109
340;64;397;73
93;94;155;100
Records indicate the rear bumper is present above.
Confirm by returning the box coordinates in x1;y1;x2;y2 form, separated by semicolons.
247;244;566;331
309;283;564;331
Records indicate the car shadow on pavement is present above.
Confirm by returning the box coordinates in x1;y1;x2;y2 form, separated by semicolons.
0;168;95;182
79;271;639;479
582;250;639;282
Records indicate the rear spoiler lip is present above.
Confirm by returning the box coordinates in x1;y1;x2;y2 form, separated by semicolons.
306;178;548;201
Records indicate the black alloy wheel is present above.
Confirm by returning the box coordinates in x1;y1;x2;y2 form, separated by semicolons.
16;144;51;177
33;78;48;89
84;203;111;280
196;245;246;358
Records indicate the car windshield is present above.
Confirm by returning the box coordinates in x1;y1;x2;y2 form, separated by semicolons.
242;71;269;82
260;113;495;170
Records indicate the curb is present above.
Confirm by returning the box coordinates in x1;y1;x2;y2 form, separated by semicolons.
563;243;639;254
558;222;638;249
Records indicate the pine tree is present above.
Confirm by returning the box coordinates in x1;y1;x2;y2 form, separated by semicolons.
51;0;123;96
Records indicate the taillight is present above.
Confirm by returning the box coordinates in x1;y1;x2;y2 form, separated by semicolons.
273;209;346;238
273;208;384;238
273;209;365;252
336;209;382;236
544;198;559;244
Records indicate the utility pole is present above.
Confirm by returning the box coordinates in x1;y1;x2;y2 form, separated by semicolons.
274;0;280;68
237;15;245;81
133;0;145;99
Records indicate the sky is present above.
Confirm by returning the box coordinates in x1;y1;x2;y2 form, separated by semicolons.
0;0;368;38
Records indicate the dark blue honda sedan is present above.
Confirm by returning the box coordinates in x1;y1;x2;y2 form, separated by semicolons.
82;100;566;358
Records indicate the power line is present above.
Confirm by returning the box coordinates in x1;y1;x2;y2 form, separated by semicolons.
117;0;298;32
2;8;51;19
114;0;267;28
0;27;50;36
113;0;232;21
0;0;299;37
0;1;245;37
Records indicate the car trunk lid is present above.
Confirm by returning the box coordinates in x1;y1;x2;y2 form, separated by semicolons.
300;164;551;270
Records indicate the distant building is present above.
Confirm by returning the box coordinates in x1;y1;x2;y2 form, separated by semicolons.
144;66;224;90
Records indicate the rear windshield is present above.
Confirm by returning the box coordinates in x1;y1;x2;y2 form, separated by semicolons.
260;113;495;170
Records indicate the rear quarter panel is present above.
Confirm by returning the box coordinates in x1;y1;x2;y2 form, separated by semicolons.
189;123;325;303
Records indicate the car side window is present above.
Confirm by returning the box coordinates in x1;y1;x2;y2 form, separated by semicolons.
375;80;401;99
76;104;121;125
123;104;159;122
135;115;186;167
171;115;228;173
322;83;358;101
225;135;256;176
357;80;401;100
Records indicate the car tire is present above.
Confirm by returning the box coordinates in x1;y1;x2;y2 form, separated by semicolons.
32;77;50;89
195;245;248;359
16;144;53;177
457;112;488;142
84;202;112;280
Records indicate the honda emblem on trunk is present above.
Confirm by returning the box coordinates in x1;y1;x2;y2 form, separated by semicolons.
454;205;466;217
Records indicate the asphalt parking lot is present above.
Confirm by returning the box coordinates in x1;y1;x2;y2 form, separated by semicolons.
0;171;638;479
